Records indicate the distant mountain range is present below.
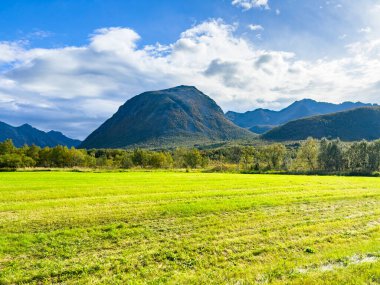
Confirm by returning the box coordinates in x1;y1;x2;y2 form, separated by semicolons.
0;121;81;148
263;107;380;141
226;99;378;133
80;86;255;148
2;86;380;148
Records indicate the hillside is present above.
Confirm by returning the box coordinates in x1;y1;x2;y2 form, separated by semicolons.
0;122;81;148
249;125;275;134
262;106;380;141
80;86;255;148
226;99;377;133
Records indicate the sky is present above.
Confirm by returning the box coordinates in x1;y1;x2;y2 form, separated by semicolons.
1;0;380;139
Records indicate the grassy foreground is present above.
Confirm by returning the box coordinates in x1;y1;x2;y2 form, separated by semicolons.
0;172;379;284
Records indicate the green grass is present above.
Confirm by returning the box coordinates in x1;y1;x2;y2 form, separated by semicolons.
0;172;379;284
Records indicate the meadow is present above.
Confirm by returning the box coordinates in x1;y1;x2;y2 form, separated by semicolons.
0;171;379;284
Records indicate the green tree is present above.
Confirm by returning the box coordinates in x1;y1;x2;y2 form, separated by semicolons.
68;148;87;167
132;149;149;167
25;144;41;162
38;147;52;167
173;148;186;168
147;152;172;168
259;144;286;170
346;141;369;172
0;153;23;168
224;146;243;164
21;155;36;168
0;139;16;155
183;149;202;169
368;140;380;171
119;153;134;169
239;146;255;171
96;156;113;168
293;138;319;171
50;146;70;167
318;139;344;171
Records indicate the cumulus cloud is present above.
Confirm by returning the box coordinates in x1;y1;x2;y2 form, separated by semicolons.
1;20;380;139
248;24;264;31
231;0;269;10
0;41;25;63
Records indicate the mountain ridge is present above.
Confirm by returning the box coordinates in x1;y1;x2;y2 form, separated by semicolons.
80;85;255;148
262;106;380;141
0;121;81;148
226;99;378;133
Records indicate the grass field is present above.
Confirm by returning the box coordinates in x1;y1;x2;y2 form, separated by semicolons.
0;172;379;284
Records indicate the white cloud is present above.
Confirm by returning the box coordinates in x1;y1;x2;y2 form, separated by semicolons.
90;27;140;55
359;26;372;34
248;24;264;31
0;41;25;63
1;20;380;139
231;0;269;10
28;30;53;39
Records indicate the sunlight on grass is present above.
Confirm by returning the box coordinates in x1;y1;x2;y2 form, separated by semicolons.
0;172;379;284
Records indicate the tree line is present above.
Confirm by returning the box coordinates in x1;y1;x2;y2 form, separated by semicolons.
1;138;380;175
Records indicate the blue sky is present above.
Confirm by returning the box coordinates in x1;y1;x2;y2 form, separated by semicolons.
0;0;366;57
0;0;380;138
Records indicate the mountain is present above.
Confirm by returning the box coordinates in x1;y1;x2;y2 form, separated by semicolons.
226;99;377;133
249;125;276;134
0;122;81;148
46;130;82;148
80;86;255;148
262;106;380;141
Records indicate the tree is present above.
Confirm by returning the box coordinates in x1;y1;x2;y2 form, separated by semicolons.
0;153;23;168
119;153;134;169
293;138;319;171
183;149;202;169
38;147;52;167
345;141;369;172
0;139;16;155
25;144;41;162
96;155;113;168
318;139;344;171
259;144;286;170
151;152;173;168
173;148;202;168
173;148;186;168
84;153;97;168
224;146;243;164
239;146;255;171
21;155;36;168
68;148;87;167
132;149;149;167
50;146;70;167
368;140;380;171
